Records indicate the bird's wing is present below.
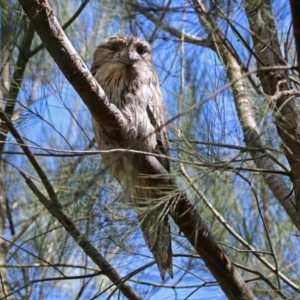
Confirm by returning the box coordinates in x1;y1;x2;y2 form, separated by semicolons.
146;78;170;172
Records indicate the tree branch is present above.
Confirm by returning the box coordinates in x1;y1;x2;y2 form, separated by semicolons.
0;107;143;300
289;0;300;75
130;2;212;47
29;0;90;58
245;0;300;220
18;0;255;299
18;0;125;141
189;0;300;230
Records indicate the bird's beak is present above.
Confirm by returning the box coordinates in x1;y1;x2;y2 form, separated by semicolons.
116;50;139;65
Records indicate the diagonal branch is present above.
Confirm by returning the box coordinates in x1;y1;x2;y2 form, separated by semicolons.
18;1;126;141
18;0;255;299
289;0;300;75
0;108;59;204
129;0;300;229
0;22;35;155
131;2;212;47
0;107;143;300
244;0;300;219
190;0;299;229
0;0;90;155
20;173;143;300
29;0;89;58
180;164;299;292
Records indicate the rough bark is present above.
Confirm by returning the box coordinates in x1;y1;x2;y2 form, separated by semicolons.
0;106;143;300
0;3;12;297
132;1;299;230
290;0;300;75
183;0;299;229
0;21;35;155
245;0;300;220
17;0;257;299
0;171;10;300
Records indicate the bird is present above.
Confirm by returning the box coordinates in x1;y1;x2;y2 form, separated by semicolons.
91;34;173;280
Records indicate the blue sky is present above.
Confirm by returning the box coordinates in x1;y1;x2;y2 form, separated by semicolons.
3;0;298;299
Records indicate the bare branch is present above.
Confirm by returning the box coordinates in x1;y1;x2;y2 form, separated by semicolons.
289;0;300;75
130;2;212;47
0;107;143;300
189;0;300;230
18;0;255;299
29;0;90;57
180;160;300;292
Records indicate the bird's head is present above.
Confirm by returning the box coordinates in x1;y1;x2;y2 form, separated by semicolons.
91;35;153;75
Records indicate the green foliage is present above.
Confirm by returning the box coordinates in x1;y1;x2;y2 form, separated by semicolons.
1;0;299;299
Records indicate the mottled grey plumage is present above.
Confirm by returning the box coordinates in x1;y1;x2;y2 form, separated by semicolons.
91;35;173;279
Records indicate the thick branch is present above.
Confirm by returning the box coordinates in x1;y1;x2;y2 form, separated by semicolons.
190;0;299;230
20;172;143;300
0;106;143;300
18;0;125;141
289;0;300;75
29;0;89;58
170;195;255;300
0;22;35;155
244;0;300;218
0;1;90;156
19;0;255;299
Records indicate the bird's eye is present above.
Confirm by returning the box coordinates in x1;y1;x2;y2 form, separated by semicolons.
107;44;118;52
136;46;147;55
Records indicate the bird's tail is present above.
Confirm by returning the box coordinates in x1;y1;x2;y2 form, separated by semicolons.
139;207;173;280
122;170;174;279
